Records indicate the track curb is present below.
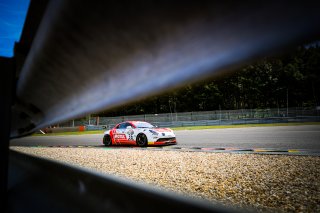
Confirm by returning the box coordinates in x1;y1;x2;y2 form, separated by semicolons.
21;145;320;156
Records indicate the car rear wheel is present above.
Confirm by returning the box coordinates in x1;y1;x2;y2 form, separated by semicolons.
103;134;112;146
136;133;148;147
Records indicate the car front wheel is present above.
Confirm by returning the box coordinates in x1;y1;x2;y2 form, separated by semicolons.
136;133;148;147
103;134;112;146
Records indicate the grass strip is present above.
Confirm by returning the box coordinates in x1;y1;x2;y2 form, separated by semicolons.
32;130;105;136
171;122;320;130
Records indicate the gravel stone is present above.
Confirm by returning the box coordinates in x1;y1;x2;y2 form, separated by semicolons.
11;147;320;212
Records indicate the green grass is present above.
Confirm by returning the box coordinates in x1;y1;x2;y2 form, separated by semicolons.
32;122;320;136
32;130;105;136
171;122;320;130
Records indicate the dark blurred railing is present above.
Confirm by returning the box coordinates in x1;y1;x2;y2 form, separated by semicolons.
8;150;235;213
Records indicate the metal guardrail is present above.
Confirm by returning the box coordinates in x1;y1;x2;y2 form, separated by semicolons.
8;150;236;213
84;116;320;131
60;108;320;128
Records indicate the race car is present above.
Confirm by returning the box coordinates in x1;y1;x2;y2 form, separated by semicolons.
103;121;177;147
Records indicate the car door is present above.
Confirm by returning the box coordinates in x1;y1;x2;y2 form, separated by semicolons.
113;123;128;144
123;123;136;145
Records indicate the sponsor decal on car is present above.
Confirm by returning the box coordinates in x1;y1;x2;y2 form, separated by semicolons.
114;134;126;139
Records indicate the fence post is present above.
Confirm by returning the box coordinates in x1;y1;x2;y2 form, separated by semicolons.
287;88;289;117
219;107;222;125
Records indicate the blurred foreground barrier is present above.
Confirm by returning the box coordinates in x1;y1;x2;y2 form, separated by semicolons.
8;150;235;213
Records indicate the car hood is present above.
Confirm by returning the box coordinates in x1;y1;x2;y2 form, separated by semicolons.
152;128;172;133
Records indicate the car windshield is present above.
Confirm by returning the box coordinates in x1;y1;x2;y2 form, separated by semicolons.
134;121;154;128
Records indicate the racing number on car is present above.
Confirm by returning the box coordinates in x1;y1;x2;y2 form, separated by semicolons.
126;129;134;141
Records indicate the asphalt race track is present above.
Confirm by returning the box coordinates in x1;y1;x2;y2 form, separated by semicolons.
11;125;320;151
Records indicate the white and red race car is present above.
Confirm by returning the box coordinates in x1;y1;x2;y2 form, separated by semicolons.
103;121;177;147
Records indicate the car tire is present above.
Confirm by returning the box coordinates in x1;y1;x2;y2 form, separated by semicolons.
103;134;112;146
136;133;148;147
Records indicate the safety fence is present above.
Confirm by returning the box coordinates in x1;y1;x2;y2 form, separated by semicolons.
58;107;320;129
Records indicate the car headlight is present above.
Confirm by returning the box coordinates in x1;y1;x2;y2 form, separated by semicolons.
149;130;159;135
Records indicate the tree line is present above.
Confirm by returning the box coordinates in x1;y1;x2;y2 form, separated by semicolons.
98;44;320;117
